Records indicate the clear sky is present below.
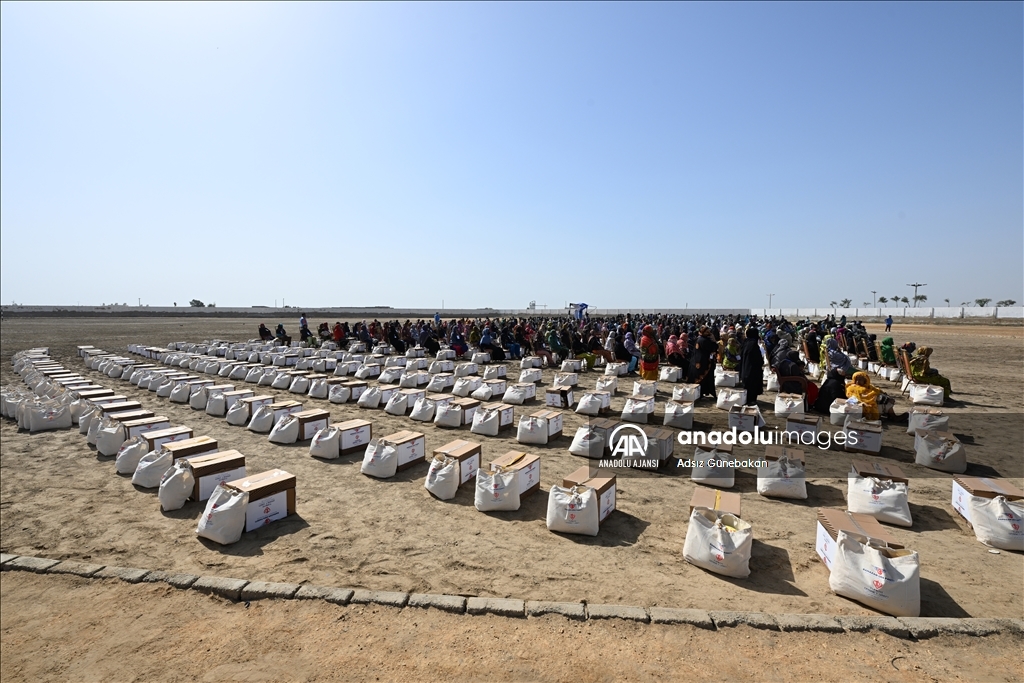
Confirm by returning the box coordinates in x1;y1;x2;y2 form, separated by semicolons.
2;2;1021;310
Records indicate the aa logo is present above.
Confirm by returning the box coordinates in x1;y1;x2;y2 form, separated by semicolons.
609;424;649;459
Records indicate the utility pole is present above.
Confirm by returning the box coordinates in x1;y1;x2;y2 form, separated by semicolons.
870;291;876;307
767;293;774;308
906;282;926;307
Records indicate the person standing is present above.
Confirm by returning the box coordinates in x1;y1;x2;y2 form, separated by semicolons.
638;325;660;380
885;314;893;332
739;327;763;406
688;326;718;399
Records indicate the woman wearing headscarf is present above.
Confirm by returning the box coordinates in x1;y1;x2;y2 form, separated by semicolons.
688;326;718;399
880;337;897;365
738;327;763;406
721;334;741;371
845;371;894;421
665;334;686;370
623;332;641;376
814;338;853;414
910;347;952;398
639;325;660;380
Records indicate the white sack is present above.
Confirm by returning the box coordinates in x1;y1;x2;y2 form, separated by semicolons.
546;486;599;536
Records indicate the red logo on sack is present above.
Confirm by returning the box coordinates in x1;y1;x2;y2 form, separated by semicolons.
872;494;880;501
715;554;723;561
876;568;883;575
569;513;576;521
1013;523;1020;531
264;506;271;514
872;580;884;589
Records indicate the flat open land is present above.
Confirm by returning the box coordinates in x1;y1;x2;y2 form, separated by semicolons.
2;318;1022;681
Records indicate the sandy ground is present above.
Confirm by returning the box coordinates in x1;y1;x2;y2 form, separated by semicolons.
0;318;1021;621
2;571;1022;683
1;316;1023;682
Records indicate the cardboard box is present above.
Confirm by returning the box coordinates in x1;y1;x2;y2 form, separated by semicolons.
689;485;742;517
514;382;537;401
399;388;426;409
163;436;218;461
225;469;296;532
206;384;236;396
814;508;903;573
764;445;806;466
377;385;399;405
337;419;372;455
239;395;274;419
98;401;143;415
529;409;563;440
107;409;156;423
221;389;254;410
851;460;908;485
480;402;514;430
592;391;612;411
452;397;480;425
72;388;113;399
270;401;303;425
951;476;1024;525
786;414;820;440
484;379;507;396
844;419;883;454
491;451;541;497
345;381;368;400
143;426;194;452
433;439;481;484
189;450;247;501
185;380;215;391
587;418;619;454
545;386;574;409
121;416;171;439
90;395;129;406
293;409;330;440
380;430;426;471
728;405;761;433
642;426;675;461
562;466;616;523
428;393;454;409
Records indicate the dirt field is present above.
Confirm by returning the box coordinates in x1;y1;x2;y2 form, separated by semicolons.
1;317;1022;680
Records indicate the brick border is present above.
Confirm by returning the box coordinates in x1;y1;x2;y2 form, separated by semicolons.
2;554;1021;639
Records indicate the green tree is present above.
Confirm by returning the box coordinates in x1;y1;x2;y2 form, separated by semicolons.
996;299;1017;307
913;294;927;307
900;297;909;304
877;296;888;304
189;299;205;307
840;298;852;308
975;298;992;307
829;301;838;308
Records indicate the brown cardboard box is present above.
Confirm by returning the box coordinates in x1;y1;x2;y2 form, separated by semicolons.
378;384;399;404
433;439;482;484
91;395;128;406
491;451;541;497
120;416;171;439
514;382;537;401
562;466;617;523
206;384;236;396
951;476;1024;526
545;386;574;409
528;408;563;440
337;418;372;455
480;402;514;430
221;389;254;411
851;460;908;485
399;388;426;409
239;395;274;419
143;426;194;452
844;419;883;454
72;387;112;398
108;409;156;423
98;401;143;415
163;436;218;461
382;430;427;471
642;426;675;462
188;450;247;502
814;508;904;573
292;409;330;440
427;393;453;409
688;485;742;517
270;401;303;425
764;445;806;466
452;397;481;425
344;380;368;400
225;469;296;532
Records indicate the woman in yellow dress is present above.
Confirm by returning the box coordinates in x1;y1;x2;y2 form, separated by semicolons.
909;347;952;399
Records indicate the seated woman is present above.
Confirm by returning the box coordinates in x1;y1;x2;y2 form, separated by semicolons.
880;337;897;365
813;339;855;414
258;323;273;341
547;328;570;362
910;347;953;399
665;334;688;372
275;324;291;345
533;336;555;368
846;371;897;420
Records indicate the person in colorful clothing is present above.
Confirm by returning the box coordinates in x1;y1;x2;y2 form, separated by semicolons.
910;347;953;399
638;325;660;380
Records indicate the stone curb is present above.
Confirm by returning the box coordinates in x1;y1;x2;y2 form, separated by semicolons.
5;555;1023;638
525;601;587;621
408;593;468;614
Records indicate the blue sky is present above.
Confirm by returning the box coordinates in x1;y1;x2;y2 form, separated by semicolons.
2;2;1021;309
